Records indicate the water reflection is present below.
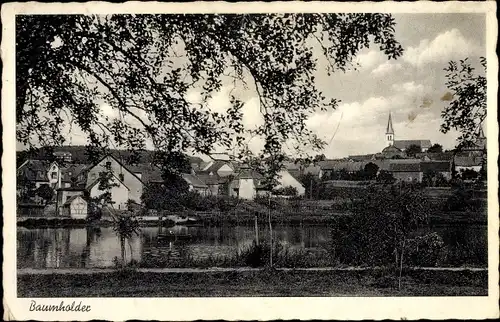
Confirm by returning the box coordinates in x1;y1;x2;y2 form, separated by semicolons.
17;223;485;269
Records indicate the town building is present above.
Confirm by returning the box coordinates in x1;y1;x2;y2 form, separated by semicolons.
385;112;432;152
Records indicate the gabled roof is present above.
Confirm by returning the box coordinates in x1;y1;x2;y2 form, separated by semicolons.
17;159;51;181
88;154;145;184
319;160;365;172
235;168;263;180
203;160;235;174
195;172;223;185
182;173;208;188
63;195;86;206
189;156;204;165
415;152;454;161
389;162;421;172
348;154;376;161
61;163;89;183
421;161;451;172
126;164;163;183
393;140;432;150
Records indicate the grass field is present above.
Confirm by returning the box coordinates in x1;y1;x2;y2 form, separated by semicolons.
18;268;487;297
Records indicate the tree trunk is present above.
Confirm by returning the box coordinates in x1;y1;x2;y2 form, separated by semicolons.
254;215;259;246
120;236;126;267
268;196;273;268
398;238;406;291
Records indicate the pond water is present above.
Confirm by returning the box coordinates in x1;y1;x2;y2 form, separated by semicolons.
17;223;487;269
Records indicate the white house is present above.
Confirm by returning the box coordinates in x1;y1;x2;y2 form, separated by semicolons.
87;172;130;210
274;170;306;196
84;155;144;205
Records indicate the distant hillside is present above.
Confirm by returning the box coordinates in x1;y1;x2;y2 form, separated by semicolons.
16;145;204;166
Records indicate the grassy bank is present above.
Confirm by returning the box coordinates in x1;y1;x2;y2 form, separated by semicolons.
17;268;488;297
16;217;177;228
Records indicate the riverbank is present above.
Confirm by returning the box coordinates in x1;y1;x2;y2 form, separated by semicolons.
17;267;488;297
17;208;486;228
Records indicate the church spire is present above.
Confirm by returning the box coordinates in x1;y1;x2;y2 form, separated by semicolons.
386;112;394;134
386;113;395;147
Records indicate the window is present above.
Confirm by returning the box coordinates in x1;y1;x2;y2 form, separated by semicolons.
105;161;112;168
119;173;124;181
51;172;57;179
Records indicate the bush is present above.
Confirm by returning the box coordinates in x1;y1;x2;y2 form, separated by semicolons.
443;187;485;211
438;227;487;266
405;232;445;267
274;186;298;196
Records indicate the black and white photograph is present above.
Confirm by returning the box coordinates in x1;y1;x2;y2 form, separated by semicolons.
2;1;498;320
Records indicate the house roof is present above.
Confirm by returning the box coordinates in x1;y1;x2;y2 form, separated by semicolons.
319;160;365;172
389;162;421;172
61;163;89;183
235;168;263;180
189;156;204;165
56;186;86;191
415;152;454;161
348;154;375;161
63;195;86;206
372;160;391;171
126;164;164;183
421;161;451;172
393;140;432;150
195;172;223;185
382;145;403;153
323;180;369;188
17;159;52;181
89;154;145;184
181;173;208;188
203;160;235;174
455;156;483;167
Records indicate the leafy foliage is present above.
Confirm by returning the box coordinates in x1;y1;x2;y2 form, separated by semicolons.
441;57;486;147
141;180;190;211
422;169;448;187
377;170;396;184
427;143;443;153
405;232;445;267
459;168;479;181
17;13;403;185
35;184;55;204
330;184;431;266
273;186;298;196
363;162;379;180
405;144;422;157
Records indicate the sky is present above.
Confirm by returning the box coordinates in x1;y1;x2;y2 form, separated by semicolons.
17;13;487;159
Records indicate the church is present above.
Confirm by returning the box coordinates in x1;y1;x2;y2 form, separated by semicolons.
383;112;432;153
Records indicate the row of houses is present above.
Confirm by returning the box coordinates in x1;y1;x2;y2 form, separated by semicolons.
17;140;485;217
286;152;483;183
16;153;307;216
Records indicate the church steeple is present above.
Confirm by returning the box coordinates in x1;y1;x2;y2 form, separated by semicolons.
386;112;395;146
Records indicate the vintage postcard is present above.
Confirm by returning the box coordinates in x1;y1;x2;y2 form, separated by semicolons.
2;1;499;320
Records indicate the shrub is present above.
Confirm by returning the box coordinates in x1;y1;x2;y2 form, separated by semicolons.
405;232;445;267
